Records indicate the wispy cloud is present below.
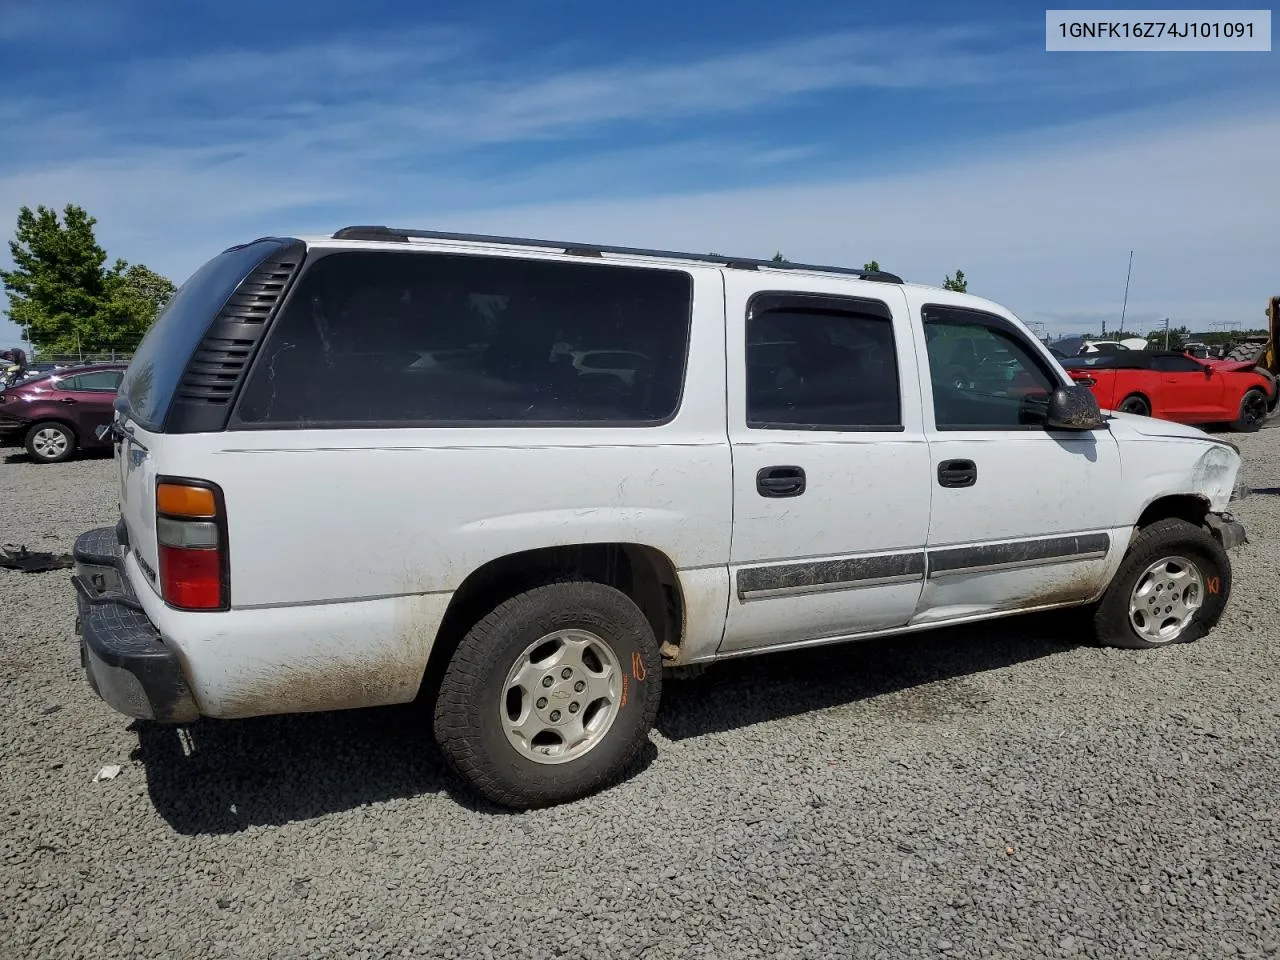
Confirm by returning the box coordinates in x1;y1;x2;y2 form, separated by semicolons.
2;18;1276;346
432;106;1280;334
4;27;1007;158
4;21;1232;166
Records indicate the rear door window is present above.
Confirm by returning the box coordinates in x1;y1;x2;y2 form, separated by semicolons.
62;370;123;392
745;296;902;430
1150;355;1203;373
233;250;694;426
119;239;294;431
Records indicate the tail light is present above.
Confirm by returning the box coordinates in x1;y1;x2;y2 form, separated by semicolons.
155;479;228;610
1070;375;1097;386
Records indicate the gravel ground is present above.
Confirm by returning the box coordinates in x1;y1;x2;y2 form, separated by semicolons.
2;433;1279;960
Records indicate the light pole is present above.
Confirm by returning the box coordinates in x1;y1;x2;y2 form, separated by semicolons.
1115;250;1134;339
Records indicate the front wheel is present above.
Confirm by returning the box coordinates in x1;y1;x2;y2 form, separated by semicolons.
1230;388;1268;432
433;580;662;809
1092;518;1230;650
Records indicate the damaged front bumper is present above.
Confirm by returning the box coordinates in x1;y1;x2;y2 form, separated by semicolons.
72;525;199;723
1205;512;1248;551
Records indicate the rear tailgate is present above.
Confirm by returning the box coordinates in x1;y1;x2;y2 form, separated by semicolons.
117;421;162;594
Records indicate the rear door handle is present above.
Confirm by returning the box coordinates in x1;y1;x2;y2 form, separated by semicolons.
938;459;977;488
756;465;806;498
59;397;78;404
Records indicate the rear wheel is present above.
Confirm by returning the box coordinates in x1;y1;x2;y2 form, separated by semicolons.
433;580;662;809
1257;371;1279;411
1230;388;1268;432
1118;394;1150;417
24;421;75;463
1092;518;1229;650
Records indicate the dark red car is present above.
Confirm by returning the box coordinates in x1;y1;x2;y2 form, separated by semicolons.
1062;351;1273;432
0;364;127;462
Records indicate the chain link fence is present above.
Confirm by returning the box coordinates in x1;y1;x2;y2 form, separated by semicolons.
29;352;134;366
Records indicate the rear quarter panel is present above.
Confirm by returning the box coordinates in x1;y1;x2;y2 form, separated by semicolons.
206;265;731;606
136;265;734;717
1114;368;1159;415
1087;369;1119;409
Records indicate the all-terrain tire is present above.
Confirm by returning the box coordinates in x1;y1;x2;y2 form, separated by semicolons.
433;580;662;809
1092;518;1230;650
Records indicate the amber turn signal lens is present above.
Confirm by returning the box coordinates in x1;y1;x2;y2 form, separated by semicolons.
156;483;217;518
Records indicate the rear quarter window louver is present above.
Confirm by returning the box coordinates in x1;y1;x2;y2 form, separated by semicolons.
166;240;306;433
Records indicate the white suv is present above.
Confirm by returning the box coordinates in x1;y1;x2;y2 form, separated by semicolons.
72;226;1249;808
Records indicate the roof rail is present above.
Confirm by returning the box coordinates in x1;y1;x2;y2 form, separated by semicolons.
329;225;905;283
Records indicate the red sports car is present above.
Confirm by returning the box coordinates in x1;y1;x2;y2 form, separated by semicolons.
1061;351;1273;431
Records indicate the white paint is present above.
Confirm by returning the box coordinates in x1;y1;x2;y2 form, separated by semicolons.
720;274;931;650
116;426;160;596
130;551;450;718
107;234;1245;719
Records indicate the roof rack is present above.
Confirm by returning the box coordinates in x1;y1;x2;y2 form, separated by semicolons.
329;225;905;284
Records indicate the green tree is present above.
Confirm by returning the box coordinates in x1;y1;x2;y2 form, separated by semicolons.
942;269;968;293
97;263;176;351
863;260;881;272
772;251;787;264
1;204;174;355
1146;324;1190;350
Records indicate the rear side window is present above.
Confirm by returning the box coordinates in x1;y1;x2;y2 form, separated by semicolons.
119;240;289;430
233;251;693;426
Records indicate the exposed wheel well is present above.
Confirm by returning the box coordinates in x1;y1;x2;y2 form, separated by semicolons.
417;543;684;703
1135;494;1210;531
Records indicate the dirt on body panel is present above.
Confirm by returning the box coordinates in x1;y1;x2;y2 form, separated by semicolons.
212;593;440;719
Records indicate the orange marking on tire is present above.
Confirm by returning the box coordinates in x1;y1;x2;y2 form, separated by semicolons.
1207;576;1220;595
631;651;647;682
621;674;628;707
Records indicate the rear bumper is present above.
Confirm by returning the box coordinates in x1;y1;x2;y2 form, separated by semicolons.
72;525;200;723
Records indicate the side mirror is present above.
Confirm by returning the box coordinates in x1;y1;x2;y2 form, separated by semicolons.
1045;385;1106;430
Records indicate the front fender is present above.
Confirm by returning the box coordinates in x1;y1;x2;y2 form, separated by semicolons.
1115;428;1242;516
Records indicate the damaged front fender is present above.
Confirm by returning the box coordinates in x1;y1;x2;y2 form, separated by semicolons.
1205;512;1249;551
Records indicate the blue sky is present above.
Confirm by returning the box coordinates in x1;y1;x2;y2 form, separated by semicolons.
2;0;1277;348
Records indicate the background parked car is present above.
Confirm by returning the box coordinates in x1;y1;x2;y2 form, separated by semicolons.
1047;337;1150;359
0;363;126;462
1062;351;1272;431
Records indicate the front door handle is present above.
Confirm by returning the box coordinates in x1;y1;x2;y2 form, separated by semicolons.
59;397;78;404
757;465;806;498
938;459;977;488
